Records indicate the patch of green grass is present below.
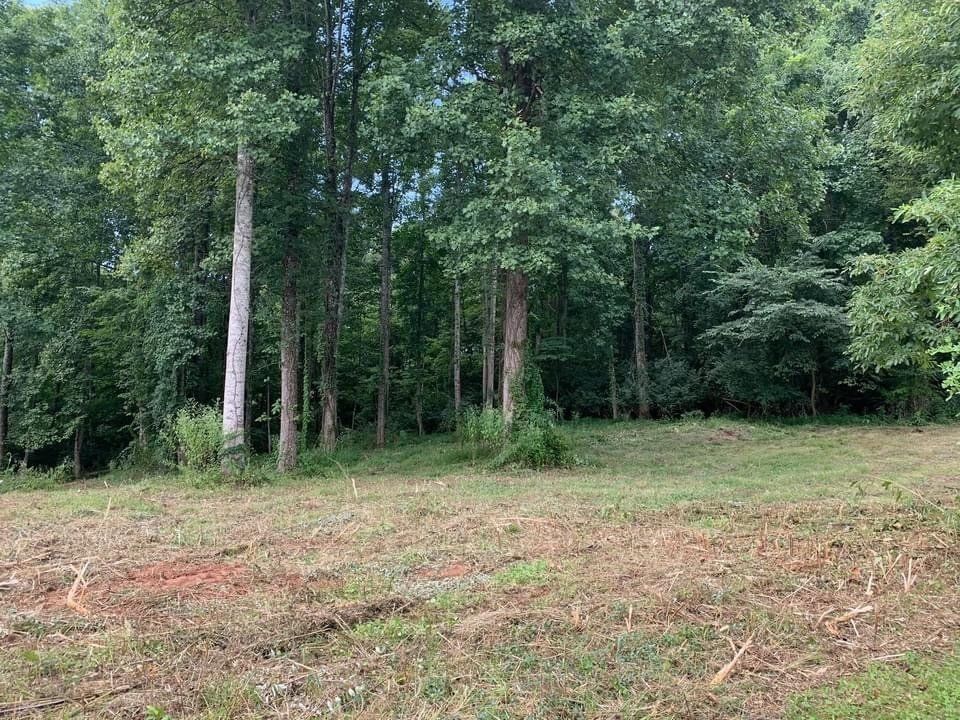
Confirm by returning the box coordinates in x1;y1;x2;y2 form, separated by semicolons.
353;617;430;644
492;559;551;588
198;679;261;720
786;653;960;720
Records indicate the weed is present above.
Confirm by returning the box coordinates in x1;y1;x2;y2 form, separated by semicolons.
172;402;222;470
493;559;551;588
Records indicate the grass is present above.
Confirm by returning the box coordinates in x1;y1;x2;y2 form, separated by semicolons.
786;653;960;720
1;417;960;718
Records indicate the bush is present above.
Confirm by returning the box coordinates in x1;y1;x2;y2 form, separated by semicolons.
460;364;575;469
650;357;706;417
497;364;574;469
0;462;71;493
460;406;506;449
494;421;574;469
172;402;222;470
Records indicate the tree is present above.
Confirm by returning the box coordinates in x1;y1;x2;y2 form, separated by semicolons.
100;0;314;471
704;256;852;415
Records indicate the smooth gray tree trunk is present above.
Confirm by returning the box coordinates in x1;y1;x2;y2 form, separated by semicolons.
222;144;255;472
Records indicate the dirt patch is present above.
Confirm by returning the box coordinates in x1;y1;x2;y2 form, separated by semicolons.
124;561;251;593
709;427;748;442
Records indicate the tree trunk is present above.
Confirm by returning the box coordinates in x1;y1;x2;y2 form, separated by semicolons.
0;329;12;470
222;144;255;473
453;272;462;415
609;349;619;420
319;4;362;452
810;367;818;417
376;162;393;449
501;269;528;425
277;250;299;471
320;217;346;451
632;234;650;419
413;228;426;436
482;262;498;408
73;424;83;480
301;317;313;452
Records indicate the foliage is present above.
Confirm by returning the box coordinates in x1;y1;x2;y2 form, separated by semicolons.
460;407;506;451
2;0;960;473
172;402;222;470
849;181;960;397
704;256;851;414
649;358;706;418
494;364;574;469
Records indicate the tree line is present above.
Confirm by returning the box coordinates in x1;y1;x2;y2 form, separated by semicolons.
1;0;958;475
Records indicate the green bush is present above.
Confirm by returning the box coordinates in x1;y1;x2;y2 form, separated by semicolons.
460;364;574;469
496;364;574;469
650;357;706;417
0;462;71;493
460;406;506;449
494;421;574;469
172;402;222;470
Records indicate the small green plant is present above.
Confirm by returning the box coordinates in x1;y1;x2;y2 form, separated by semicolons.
493;559;551;588
171;401;222;470
146;707;173;720
0;463;71;493
460;406;506;450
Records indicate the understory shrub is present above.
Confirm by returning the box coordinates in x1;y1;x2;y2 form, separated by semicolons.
172;402;222;470
459;364;574;469
496;363;574;469
650;357;706;417
460;406;506;449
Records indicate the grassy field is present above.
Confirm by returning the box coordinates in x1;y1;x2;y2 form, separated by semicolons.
2;418;960;719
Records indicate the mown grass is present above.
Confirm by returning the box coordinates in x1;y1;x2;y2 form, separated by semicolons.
2;417;960;719
786;653;960;720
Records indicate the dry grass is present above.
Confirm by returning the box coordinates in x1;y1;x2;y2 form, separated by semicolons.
2;420;960;718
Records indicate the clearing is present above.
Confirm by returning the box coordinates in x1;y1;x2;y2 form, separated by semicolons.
2;419;960;719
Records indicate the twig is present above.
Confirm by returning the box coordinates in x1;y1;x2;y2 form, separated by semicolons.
65;561;90;615
709;632;755;686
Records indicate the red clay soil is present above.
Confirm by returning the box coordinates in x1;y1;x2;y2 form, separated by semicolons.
124;562;252;593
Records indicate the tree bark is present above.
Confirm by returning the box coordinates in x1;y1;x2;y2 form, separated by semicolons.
376;162;393;449
482;262;498;408
501;269;528;425
301;317;315;451
453;272;462;415
277;250;299;471
413;229;426;436
221;144;255;472
810;367;818;417
0;329;12;470
632;234;650;419
609;349;619;420
73;424;83;480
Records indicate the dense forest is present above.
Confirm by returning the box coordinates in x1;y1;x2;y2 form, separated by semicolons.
1;0;958;475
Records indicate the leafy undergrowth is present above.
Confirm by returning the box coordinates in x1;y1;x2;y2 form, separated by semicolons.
1;420;960;718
